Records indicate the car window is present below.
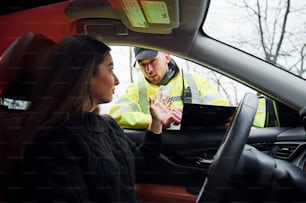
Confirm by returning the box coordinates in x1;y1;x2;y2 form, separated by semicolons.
2;98;30;110
203;0;306;80
99;45;255;114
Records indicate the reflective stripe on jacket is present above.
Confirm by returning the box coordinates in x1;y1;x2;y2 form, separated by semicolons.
253;96;279;128
109;68;229;129
253;97;266;127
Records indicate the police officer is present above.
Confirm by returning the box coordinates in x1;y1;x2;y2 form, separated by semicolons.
110;47;229;129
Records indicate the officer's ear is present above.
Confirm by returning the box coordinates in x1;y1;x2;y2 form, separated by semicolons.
164;53;171;63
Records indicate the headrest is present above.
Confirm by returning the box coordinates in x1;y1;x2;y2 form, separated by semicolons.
0;32;56;102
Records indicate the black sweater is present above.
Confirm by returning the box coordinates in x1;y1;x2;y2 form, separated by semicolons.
6;112;161;202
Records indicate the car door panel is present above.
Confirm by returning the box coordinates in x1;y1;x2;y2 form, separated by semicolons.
135;184;197;203
126;124;302;203
126;126;297;183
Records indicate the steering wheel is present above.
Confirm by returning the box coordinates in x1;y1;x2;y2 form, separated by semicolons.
196;93;259;202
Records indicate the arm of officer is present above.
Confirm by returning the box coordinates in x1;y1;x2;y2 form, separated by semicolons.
109;83;152;129
191;72;229;106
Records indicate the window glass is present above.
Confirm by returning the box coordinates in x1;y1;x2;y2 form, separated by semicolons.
203;0;306;79
2;98;30;110
99;46;255;114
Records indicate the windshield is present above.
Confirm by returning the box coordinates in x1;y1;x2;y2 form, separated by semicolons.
203;0;306;79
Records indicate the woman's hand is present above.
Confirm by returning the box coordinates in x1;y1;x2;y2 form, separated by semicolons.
148;92;169;134
162;108;182;128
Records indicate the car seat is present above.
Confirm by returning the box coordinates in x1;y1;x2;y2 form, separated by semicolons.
0;32;56;200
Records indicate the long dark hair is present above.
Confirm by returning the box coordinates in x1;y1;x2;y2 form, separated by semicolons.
18;35;111;153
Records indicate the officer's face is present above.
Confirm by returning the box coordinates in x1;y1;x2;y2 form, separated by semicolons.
138;52;171;85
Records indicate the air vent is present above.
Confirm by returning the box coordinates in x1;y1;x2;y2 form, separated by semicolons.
273;143;301;160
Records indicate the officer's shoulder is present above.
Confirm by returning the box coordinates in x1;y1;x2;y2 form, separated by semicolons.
187;70;206;80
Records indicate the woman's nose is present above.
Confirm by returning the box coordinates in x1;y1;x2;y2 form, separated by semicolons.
113;73;120;85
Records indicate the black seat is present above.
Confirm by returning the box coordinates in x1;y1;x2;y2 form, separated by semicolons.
0;32;56;200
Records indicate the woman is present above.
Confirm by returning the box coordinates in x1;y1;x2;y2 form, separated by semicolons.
6;35;168;202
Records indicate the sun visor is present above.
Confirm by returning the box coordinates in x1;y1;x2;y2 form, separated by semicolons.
65;0;179;34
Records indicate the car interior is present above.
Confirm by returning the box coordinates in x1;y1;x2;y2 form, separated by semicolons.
0;32;56;200
1;0;306;202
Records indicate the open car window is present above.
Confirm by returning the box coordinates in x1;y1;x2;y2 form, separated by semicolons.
99;45;255;112
100;46;301;129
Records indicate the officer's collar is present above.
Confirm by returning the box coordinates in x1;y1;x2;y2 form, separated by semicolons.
157;59;179;85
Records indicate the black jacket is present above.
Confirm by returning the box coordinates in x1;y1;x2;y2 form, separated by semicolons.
6;112;161;202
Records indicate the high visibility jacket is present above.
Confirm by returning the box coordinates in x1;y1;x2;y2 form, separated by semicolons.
110;68;229;129
253;96;279;128
253;97;266;128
